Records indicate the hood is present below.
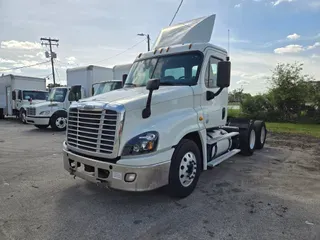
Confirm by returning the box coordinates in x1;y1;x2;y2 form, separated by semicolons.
78;86;194;111
28;101;61;108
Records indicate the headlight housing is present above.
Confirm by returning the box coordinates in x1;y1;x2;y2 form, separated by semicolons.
39;110;50;115
122;131;159;156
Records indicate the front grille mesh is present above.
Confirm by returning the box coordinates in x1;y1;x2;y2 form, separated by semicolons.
26;107;36;116
66;108;118;155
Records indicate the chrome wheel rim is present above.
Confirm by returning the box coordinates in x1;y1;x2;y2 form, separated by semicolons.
249;129;256;150
260;126;266;144
179;152;197;187
56;117;66;129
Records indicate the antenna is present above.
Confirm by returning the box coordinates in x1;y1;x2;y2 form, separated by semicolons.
227;29;230;61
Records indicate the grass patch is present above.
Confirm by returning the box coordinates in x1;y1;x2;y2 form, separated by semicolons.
266;122;320;138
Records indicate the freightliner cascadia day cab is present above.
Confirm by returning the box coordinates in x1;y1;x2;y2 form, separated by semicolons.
0;74;48;122
62;15;267;198
26;64;131;131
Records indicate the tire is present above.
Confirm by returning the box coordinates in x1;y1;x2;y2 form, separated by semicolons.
239;122;256;156
19;108;27;124
35;125;49;129
50;113;67;131
167;139;201;198
0;109;4;120
253;120;267;150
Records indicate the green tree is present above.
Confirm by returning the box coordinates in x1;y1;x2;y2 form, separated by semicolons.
267;62;310;121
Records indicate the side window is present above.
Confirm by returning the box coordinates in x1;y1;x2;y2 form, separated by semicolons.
164;67;185;80
18;90;22;100
192;65;198;78
205;57;219;88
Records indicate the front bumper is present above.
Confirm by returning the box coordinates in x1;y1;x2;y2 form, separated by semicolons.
63;141;171;192
26;116;50;125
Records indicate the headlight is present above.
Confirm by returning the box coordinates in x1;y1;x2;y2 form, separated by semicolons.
122;131;159;156
39;110;50;115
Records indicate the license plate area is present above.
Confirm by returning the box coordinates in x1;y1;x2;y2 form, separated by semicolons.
69;159;110;180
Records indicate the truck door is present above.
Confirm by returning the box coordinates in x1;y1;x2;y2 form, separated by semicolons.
6;87;12;115
200;54;225;128
16;90;23;110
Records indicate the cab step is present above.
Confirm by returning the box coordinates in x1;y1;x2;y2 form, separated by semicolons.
207;149;241;168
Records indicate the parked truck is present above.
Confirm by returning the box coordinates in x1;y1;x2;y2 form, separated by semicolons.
62;15;267;198
26;64;132;131
0;74;48;122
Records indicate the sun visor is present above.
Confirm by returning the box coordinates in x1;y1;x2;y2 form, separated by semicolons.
152;14;216;50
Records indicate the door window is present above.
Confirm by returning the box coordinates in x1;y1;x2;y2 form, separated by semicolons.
205;57;219;88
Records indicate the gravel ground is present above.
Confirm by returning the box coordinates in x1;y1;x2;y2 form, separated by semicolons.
0;119;320;240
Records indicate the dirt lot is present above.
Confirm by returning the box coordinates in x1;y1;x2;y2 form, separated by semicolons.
0;119;320;240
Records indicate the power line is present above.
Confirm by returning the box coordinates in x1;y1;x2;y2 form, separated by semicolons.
90;37;146;65
169;0;184;26
0;60;50;72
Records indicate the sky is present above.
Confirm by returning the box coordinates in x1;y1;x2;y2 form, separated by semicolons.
0;0;319;94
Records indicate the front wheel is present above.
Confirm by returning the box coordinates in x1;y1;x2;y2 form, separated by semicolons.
167;139;201;198
50;113;67;131
19;109;27;124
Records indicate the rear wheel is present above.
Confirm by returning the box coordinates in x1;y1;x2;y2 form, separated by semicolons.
239;122;256;156
167;139;201;198
50;113;67;131
253;120;267;149
0;109;4;119
35;125;49;129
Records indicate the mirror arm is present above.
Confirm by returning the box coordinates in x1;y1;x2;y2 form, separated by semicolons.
213;87;224;98
142;90;153;119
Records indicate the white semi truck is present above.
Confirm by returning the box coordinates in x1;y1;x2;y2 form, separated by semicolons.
0;74;48;121
26;64;132;131
62;15;268;198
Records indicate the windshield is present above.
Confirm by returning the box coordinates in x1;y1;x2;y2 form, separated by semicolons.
93;81;123;96
124;52;202;87
23;91;48;101
48;88;68;102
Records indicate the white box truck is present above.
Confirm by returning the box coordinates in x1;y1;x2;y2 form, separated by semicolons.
62;15;268;198
0;74;48;122
26;64;132;131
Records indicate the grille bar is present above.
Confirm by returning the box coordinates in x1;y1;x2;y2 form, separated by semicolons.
26;107;36;116
66;107;118;157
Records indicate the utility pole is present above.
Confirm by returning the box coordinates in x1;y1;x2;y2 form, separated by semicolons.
40;37;59;85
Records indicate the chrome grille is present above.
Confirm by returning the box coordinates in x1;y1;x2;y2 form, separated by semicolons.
26;107;36;116
66;107;118;156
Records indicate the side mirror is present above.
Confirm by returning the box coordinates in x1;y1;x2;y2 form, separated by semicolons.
146;78;160;91
206;91;215;101
12;91;16;100
122;74;128;85
217;61;231;88
142;79;160;119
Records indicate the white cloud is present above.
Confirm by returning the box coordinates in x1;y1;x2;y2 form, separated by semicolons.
311;54;320;58
234;4;241;8
274;44;304;54
66;56;76;64
0;58;16;64
306;42;320;50
272;0;294;6
36;52;47;60
287;33;300;40
309;1;320;9
0;40;42;50
22;54;35;59
236;80;250;85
